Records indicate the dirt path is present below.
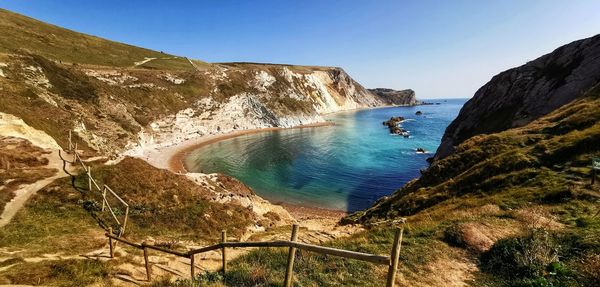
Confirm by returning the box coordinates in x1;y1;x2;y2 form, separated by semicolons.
0;150;67;228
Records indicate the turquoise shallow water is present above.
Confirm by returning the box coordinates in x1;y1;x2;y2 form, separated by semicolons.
184;99;467;212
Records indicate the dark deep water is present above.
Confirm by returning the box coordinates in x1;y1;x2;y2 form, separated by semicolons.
184;99;467;212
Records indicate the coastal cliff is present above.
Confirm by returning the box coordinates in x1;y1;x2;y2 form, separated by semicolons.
0;8;377;253
368;88;419;106
0;9;410;157
435;34;600;159
347;34;600;223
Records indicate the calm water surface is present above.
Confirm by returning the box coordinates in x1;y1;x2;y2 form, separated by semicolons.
184;99;467;212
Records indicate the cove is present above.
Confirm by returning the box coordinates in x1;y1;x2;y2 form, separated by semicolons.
184;99;467;212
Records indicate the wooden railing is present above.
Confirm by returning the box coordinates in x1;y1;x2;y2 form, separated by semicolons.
106;222;406;287
60;132;406;286
58;131;130;235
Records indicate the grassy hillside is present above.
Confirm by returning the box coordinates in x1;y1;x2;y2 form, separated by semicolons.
0;8;205;70
175;85;600;286
347;84;600;222
329;85;600;286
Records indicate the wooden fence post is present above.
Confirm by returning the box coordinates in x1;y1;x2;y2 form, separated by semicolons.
190;254;196;280
284;224;299;287
221;230;227;274
87;170;92;191
143;244;151;281
386;224;405;287
108;227;114;258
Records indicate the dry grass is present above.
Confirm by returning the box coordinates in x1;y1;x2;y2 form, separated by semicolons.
0;258;113;286
0;8;205;69
0;136;56;213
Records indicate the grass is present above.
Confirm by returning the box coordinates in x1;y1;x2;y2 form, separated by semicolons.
0;136;56;213
0;258;113;286
171;223;460;287
0;8;205;69
0;177;105;255
347;85;600;223
0;157;258;256
78;157;257;242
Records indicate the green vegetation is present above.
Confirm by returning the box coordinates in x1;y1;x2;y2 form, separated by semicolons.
348;84;600;222
0;177;105;255
0;8;206;69
0;258;114;286
337;84;600;286
0;157;258;257
151;224;461;287
78;157;256;241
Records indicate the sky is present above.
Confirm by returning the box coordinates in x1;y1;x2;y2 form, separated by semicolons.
2;0;600;99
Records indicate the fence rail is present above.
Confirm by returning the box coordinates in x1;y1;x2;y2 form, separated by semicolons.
60;131;406;286
59;131;130;235
105;222;405;287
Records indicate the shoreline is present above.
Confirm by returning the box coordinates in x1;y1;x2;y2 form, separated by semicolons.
137;121;347;219
139;103;425;217
142;102;426;173
167;121;334;173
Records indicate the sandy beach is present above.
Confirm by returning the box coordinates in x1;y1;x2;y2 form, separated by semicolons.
139;121;346;219
143;121;334;173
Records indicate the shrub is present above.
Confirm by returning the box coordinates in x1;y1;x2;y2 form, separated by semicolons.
480;229;558;279
443;223;466;248
577;253;600;286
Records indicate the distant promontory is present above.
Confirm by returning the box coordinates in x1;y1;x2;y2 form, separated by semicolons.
368;88;420;106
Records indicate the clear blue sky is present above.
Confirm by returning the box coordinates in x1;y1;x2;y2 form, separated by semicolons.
2;1;599;99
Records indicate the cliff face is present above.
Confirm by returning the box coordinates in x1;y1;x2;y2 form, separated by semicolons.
347;35;600;224
435;34;600;159
368;88;419;106
0;9;399;156
126;64;391;154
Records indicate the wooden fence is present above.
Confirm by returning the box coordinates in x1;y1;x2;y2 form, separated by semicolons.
106;222;405;287
59;132;406;286
59;131;130;235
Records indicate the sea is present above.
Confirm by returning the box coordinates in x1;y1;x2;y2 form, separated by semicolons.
184;98;467;212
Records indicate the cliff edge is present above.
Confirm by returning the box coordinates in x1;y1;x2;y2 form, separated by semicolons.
435;34;600;159
368;88;419;106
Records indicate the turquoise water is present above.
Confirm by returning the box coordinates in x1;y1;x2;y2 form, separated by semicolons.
184;99;467;212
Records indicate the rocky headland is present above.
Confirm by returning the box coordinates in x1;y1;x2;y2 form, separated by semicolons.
368;88;420;106
435;34;600;159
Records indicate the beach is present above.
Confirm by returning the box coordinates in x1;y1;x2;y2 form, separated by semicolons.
138;121;346;219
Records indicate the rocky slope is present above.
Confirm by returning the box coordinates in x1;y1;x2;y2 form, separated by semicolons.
368;88;419;106
435;34;600;159
0;9;412;158
344;37;600;286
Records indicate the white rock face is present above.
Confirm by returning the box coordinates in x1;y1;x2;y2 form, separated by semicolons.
22;65;52;89
124;67;385;154
253;70;276;92
162;73;185;84
186;172;294;224
0;112;60;149
0;63;7;78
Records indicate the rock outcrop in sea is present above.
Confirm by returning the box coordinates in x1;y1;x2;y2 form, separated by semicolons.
383;116;409;136
435;34;600;160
